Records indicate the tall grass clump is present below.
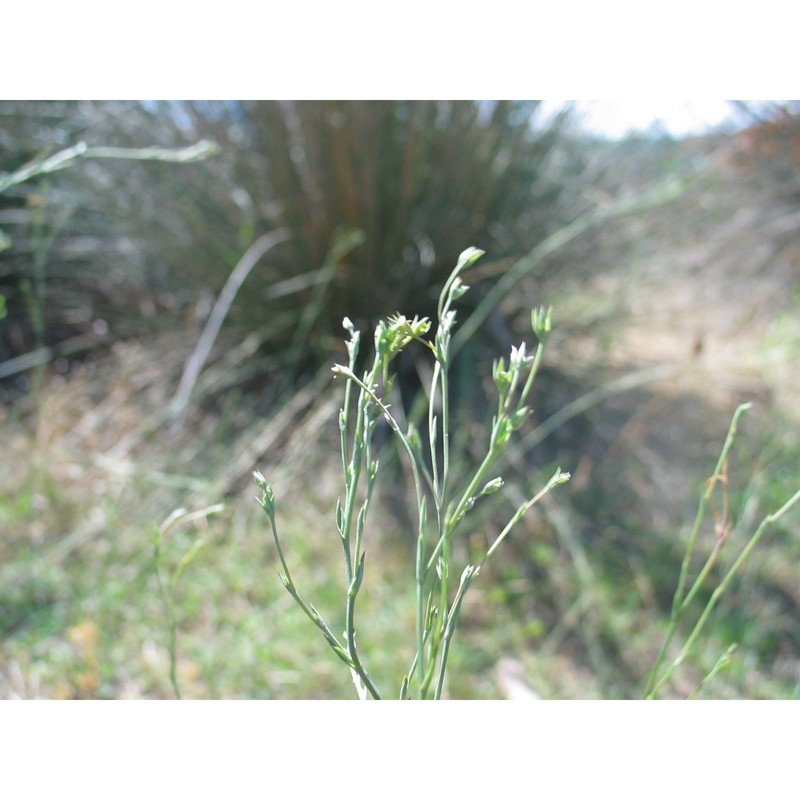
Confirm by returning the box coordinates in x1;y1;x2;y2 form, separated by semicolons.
17;102;579;367
255;248;570;699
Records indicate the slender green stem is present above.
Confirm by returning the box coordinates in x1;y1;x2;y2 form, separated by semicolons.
426;447;498;571
519;340;546;409
688;644;738;699
340;354;380;579
257;478;381;698
645;403;751;697
153;540;181;700
648;487;800;698
429;358;443;514
415;505;427;698
0;140;217;194
484;469;570;562
332;363;429;698
675;404;751;608
434;568;476;699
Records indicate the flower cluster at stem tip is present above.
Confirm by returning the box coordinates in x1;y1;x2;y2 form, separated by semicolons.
379;313;432;360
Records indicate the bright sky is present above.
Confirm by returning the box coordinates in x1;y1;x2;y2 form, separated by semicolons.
562;100;738;138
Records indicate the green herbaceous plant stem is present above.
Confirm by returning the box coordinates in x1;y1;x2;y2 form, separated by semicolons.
257;248;569;699
644;403;749;697
644;401;800;699
647;486;800;698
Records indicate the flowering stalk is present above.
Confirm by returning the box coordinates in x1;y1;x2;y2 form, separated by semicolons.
256;247;569;699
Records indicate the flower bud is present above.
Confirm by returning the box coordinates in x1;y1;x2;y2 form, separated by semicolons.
479;477;505;497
